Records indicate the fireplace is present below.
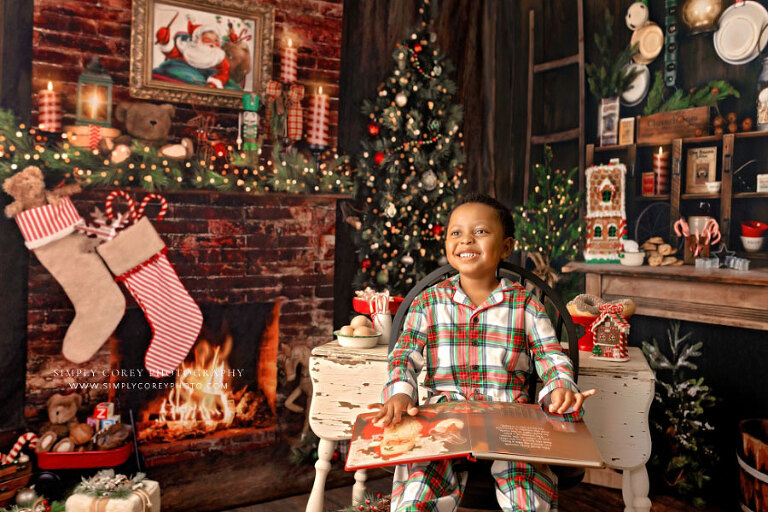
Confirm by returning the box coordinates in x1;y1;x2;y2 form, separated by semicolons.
109;303;280;466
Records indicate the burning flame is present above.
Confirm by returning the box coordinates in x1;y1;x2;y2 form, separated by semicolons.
156;337;237;427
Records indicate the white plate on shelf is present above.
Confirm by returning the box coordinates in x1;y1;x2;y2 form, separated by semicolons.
621;63;650;107
713;0;768;65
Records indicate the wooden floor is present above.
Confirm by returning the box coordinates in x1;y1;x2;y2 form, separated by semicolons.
221;476;727;511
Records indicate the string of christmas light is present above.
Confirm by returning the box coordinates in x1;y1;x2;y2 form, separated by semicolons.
351;0;466;295
0;109;353;195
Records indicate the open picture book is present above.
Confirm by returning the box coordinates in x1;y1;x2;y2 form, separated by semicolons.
345;401;605;471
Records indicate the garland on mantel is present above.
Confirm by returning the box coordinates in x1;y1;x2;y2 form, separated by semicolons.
0;110;353;195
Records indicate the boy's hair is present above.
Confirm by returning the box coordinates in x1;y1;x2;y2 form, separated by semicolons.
451;193;515;238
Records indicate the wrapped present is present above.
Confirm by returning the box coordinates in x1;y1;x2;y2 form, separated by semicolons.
65;472;159;512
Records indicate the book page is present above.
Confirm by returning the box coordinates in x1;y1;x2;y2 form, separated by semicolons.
345;404;472;470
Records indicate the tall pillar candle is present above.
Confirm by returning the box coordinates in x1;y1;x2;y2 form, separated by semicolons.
38;81;62;132
307;86;329;147
280;39;298;84
653;147;669;194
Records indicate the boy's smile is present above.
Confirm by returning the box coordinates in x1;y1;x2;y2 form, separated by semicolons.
445;202;513;282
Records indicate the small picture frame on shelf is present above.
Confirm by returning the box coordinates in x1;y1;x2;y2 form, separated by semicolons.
618;117;635;145
757;174;768;193
598;97;620;146
686;146;717;194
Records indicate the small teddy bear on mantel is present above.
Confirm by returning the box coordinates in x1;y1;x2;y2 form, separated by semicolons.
2;165;81;218
36;393;94;453
99;101;194;164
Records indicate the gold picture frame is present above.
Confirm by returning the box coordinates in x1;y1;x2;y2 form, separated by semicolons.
130;0;274;108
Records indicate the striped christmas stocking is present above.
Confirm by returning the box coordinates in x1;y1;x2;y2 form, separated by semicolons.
97;217;202;377
12;198;126;363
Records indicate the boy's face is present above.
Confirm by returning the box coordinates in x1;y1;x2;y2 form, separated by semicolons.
445;202;513;280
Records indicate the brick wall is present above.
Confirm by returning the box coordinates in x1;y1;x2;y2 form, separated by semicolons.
31;0;342;148
25;189;341;422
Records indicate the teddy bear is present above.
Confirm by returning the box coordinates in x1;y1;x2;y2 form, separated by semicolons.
100;101;194;164
36;393;82;452
2;166;81;218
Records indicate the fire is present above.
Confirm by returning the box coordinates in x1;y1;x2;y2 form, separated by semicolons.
156;337;237;427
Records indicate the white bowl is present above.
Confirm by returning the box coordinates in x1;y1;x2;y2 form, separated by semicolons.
619;250;646;266
705;181;721;193
334;330;381;349
741;236;765;253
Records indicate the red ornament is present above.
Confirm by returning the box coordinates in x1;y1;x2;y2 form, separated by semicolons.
373;152;385;165
361;259;371;271
432;225;444;236
367;122;380;136
414;43;422;52
213;143;227;158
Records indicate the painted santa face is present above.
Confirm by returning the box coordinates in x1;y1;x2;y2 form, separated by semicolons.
201;31;221;48
445;202;513;280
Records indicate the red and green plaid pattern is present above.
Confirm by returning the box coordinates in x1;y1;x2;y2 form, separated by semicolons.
383;275;580;420
391;458;558;511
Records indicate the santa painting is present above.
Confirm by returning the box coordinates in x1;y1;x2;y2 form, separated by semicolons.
152;11;252;90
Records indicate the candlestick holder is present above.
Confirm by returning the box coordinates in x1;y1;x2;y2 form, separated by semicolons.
309;144;329;176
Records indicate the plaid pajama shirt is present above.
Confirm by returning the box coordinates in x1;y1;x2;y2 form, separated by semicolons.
383;275;580;512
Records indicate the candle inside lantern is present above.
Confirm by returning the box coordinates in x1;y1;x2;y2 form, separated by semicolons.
280;38;298;84
38;81;62;132
307;86;330;147
653;146;669;194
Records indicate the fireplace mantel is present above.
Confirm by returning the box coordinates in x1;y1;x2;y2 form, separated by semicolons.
563;262;768;331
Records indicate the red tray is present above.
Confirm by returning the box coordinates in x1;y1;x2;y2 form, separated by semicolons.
36;442;133;470
352;296;404;315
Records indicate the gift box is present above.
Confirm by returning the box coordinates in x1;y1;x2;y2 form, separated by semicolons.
65;479;160;512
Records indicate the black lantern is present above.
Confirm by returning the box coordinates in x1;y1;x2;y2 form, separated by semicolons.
76;56;113;127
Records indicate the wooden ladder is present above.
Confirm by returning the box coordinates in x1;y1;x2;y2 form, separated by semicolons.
523;0;586;201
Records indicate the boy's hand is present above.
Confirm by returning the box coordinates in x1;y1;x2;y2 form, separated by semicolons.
548;388;596;414
369;393;419;427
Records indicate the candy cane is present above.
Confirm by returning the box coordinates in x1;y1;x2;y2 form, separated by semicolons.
705;218;721;245
674;218;689;237
137;193;168;221
2;432;38;464
105;190;137;222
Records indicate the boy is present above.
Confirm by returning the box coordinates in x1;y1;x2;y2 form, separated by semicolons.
373;193;594;512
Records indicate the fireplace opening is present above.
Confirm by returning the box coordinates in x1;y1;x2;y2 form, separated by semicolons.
111;302;280;464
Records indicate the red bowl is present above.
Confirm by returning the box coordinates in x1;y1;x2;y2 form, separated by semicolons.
742;221;768;237
352;296;405;315
36;442;133;470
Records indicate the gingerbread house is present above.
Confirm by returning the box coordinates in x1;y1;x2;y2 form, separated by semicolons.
589;307;630;362
584;161;626;262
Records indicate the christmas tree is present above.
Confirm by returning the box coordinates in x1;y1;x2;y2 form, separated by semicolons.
352;0;465;295
513;146;582;287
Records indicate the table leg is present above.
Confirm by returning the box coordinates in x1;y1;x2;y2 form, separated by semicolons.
306;438;337;512
621;465;651;512
352;469;368;504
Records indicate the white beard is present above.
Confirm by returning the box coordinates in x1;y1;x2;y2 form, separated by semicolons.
177;39;226;69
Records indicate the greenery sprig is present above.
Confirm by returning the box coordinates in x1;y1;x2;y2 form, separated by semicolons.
643;72;740;115
73;470;147;499
585;10;641;100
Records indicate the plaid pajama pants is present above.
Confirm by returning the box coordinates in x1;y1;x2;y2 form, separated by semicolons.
390;458;558;512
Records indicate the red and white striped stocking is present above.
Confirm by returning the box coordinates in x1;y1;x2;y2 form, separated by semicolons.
98;217;202;377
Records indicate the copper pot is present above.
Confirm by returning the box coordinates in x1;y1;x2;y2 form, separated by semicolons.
681;0;723;34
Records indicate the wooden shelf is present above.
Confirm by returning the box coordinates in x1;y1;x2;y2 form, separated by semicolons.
681;134;722;144
593;143;634;153
680;192;720;200
734;192;768;199
737;252;768;260
636;194;670;201
735;130;768;140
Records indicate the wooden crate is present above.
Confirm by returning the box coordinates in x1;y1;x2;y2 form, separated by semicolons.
0;462;32;507
636;106;710;145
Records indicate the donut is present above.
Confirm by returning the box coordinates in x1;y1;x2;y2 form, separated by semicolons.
566;294;605;317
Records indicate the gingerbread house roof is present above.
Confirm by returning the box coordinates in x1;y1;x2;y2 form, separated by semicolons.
585;163;626;219
589;311;630;334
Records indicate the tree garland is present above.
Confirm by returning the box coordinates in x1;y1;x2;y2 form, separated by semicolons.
0;109;353;195
72;470;147;499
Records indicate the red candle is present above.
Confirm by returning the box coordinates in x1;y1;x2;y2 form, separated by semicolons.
38;81;62;132
280;39;297;84
307;86;329;147
653;147;669;194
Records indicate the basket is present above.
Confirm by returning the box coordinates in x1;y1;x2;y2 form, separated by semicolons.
0;462;32;507
36;442;133;470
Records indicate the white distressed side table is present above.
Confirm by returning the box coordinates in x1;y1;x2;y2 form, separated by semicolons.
305;342;654;512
